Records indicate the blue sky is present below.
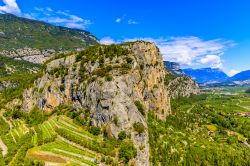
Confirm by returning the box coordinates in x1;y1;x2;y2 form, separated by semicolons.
0;0;250;76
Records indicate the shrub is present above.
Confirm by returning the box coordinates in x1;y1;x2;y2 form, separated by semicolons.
134;101;145;116
119;141;137;163
25;106;45;126
11;108;24;119
59;84;65;92
113;116;118;126
126;57;133;64
105;75;113;81
227;136;238;145
88;126;102;135
133;122;145;134
118;131;127;140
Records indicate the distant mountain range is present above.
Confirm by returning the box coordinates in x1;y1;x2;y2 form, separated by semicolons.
183;68;229;83
164;61;250;86
230;70;250;81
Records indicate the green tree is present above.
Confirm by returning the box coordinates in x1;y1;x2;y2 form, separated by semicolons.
118;131;127;140
133;122;145;134
119;141;137;163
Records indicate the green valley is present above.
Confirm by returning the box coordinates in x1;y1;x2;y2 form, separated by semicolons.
149;88;250;165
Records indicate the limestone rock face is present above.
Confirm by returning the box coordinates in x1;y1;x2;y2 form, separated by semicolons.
167;76;200;99
20;41;194;165
0;48;56;64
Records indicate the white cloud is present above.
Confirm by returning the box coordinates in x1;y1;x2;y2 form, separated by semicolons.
0;0;21;14
100;37;117;45
128;19;138;25
199;55;222;68
115;18;121;23
28;8;92;30
228;69;239;77
126;37;234;68
100;36;235;69
0;0;91;30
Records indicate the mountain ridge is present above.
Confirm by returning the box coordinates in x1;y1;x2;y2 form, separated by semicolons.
0;13;99;50
183;67;229;83
0;13;99;63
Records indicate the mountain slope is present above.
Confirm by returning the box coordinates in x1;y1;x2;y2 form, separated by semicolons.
0;13;98;51
230;70;250;81
0;41;200;165
19;41;172;165
183;68;229;83
0;55;41;92
0;55;40;77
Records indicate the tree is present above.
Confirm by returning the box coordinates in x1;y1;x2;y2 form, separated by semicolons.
118;131;127;140
88;126;101;135
133;122;145;134
119;141;137;163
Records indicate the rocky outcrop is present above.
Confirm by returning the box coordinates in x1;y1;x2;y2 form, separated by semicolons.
21;41;172;165
0;48;56;64
167;76;200;99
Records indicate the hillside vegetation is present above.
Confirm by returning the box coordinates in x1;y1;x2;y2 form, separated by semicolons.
0;55;41;106
0;55;40;77
0;14;98;51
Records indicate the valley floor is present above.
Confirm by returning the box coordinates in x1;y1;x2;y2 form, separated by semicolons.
148;87;250;165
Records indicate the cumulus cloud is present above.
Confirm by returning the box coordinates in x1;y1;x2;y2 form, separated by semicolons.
100;36;235;69
0;0;21;14
199;55;222;68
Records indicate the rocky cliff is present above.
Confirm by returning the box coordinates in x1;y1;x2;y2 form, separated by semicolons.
20;41;174;165
166;75;200;99
15;41;201;165
0;48;56;64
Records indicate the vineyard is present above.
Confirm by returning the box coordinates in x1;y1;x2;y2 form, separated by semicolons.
0;115;122;165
